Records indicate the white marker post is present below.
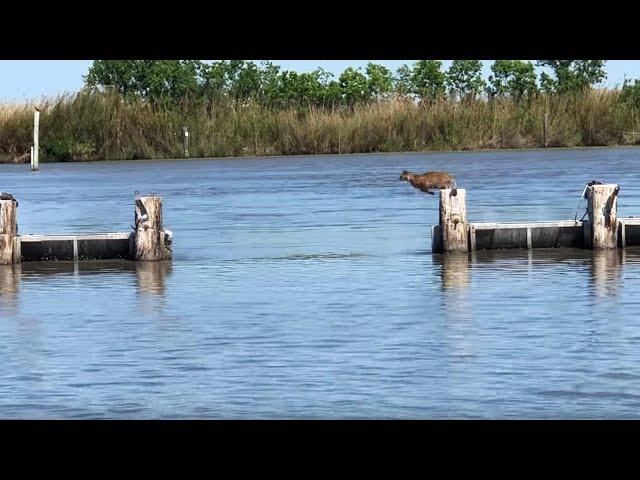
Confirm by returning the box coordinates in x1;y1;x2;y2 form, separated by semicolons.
32;108;40;171
182;126;189;158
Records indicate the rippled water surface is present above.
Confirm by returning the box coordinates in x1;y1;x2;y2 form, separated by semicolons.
2;148;640;418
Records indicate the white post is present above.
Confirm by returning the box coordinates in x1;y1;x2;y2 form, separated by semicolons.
182;126;189;158
32;109;40;171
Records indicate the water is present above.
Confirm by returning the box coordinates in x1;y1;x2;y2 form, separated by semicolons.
2;148;640;419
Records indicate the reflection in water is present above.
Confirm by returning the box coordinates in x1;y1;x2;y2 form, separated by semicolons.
6;151;640;418
433;253;474;360
434;247;631;300
590;249;623;298
470;248;587;265
20;260;137;276
434;253;471;290
14;260;172;315
0;264;21;313
135;261;172;314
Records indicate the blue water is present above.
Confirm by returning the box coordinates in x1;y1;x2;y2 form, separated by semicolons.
2;148;640;418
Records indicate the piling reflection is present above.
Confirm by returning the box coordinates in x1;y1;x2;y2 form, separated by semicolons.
16;259;173;314
432;247;636;300
590;249;623;298
135;261;172;314
431;253;475;360
0;264;21;312
433;253;471;290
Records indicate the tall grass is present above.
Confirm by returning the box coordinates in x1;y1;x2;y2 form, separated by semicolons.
1;89;639;163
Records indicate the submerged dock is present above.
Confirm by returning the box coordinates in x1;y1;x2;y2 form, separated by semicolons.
432;183;637;253
0;195;173;264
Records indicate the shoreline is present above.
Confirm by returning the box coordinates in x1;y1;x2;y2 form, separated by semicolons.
2;144;640;166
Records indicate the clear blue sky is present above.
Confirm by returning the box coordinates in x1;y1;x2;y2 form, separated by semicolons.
1;60;639;101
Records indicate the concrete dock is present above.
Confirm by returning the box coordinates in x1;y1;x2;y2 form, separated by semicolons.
0;195;172;264
18;233;133;261
432;183;633;253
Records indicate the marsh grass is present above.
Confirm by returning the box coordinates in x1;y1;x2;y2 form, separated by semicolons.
1;89;639;163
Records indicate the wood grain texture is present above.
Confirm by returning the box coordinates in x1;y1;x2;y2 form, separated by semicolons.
587;184;619;249
134;196;170;261
439;188;468;253
0;200;18;264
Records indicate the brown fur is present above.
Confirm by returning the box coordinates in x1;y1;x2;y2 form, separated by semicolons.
399;170;456;195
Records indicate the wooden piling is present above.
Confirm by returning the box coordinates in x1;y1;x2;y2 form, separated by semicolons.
134;196;171;261
0;200;18;264
439;188;468;253
542;112;548;148
586;184;619;249
32;109;39;171
12;236;21;264
468;224;477;252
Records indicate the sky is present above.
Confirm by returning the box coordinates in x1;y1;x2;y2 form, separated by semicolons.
1;60;640;101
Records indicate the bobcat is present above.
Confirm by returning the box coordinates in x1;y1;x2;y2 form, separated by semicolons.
399;170;457;195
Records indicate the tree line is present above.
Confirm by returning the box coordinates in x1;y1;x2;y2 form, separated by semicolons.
4;59;640;164
84;60;621;109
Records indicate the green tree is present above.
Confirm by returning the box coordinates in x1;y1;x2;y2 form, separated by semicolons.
228;61;262;102
84;60;200;105
446;60;485;99
142;60;200;103
257;61;282;105
339;67;370;106
411;60;446;100
487;60;537;100
199;61;237;99
365;63;393;99
322;78;343;108
393;64;413;97
84;60;139;97
313;68;342;108
539;71;556;93
536;60;606;93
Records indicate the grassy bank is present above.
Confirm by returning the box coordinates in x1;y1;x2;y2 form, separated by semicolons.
1;89;639;163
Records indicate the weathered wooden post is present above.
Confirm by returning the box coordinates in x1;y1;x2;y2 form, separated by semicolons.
438;188;468;253
133;195;172;261
32;108;39;171
182;126;189;158
586;184;619;249
0;200;18;264
542;112;548;148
